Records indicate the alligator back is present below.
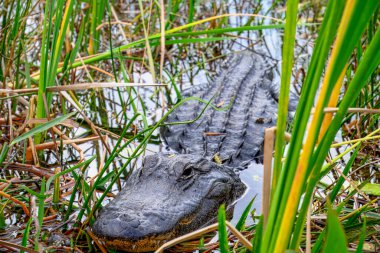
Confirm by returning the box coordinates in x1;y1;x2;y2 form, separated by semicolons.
161;51;279;167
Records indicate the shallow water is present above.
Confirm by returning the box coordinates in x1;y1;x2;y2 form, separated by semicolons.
232;162;264;224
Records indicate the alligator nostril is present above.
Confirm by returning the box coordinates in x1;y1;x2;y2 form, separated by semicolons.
128;219;141;228
118;213;142;228
143;154;162;171
220;178;229;183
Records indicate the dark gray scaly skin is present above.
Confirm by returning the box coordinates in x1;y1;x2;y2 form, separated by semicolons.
92;51;281;252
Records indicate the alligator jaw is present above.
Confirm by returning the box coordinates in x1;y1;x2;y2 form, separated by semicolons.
92;153;246;252
95;232;175;252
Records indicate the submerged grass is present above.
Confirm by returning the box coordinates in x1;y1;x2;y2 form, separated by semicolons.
0;0;379;252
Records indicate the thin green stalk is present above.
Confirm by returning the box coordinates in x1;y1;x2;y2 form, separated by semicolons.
272;0;299;201
163;24;286;38
165;0;182;30
138;0;156;82
36;0;52;120
252;216;264;253
188;0;195;32
88;0;105;54
20;217;33;253
329;147;359;201
218;205;230;253
34;178;46;251
36;0;74;143
355;217;367;253
322;204;348;253
53;168;60;203
0;143;8;166
236;196;256;231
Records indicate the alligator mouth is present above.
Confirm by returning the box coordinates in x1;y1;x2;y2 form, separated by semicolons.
92;213;178;252
92;204;208;252
95;232;174;252
93;203;237;252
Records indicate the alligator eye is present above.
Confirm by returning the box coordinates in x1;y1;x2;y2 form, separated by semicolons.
181;167;194;179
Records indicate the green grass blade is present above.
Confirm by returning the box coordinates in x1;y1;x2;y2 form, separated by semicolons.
64;158;92;222
10;112;75;146
0;205;6;230
165;24;286;37
272;0;299;192
198;237;205;252
46;155;96;190
235;196;256;231
36;0;74;132
322;205;348;253
9;0;21;42
217;204;230;253
360;183;380;196
76;113;143;222
355;217;366;253
20;217;33;253
36;0;52;120
312;229;326;253
310;7;380;209
0;142;8;166
69;13;88;65
18;185;45;199
35;177;46;251
252;215;264;253
188;0;195;32
153;37;232;46
267;0;380;251
329;146;359;201
138;0;156;82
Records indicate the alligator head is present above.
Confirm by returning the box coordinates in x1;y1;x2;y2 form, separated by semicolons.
92;153;246;252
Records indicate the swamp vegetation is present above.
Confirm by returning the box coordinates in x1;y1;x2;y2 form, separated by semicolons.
0;0;379;252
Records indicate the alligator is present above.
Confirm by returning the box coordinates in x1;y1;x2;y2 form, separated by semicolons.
92;51;284;252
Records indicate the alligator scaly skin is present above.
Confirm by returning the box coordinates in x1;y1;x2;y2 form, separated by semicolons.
162;51;278;166
92;51;279;252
